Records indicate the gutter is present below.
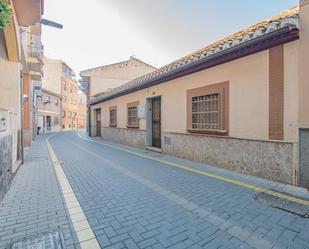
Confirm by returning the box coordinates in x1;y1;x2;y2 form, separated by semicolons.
91;25;299;106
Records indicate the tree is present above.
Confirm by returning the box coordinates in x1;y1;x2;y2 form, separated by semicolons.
0;2;12;29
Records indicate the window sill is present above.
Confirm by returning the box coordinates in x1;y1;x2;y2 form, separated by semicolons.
109;125;117;128
127;125;139;129
187;128;228;136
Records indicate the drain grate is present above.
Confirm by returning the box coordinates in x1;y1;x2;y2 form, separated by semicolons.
253;192;309;218
10;230;64;249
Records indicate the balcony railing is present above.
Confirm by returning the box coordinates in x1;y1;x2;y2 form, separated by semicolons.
28;44;44;59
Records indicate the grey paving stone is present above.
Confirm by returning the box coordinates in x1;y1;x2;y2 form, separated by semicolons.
138;237;157;248
0;135;76;249
3;131;306;249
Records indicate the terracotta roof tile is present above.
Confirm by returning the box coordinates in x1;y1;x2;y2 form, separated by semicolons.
91;6;299;104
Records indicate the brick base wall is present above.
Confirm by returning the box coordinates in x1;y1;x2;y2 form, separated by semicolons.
101;127;146;148
93;127;297;185
162;132;296;184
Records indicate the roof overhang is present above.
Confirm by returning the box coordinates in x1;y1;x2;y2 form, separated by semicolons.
13;0;44;26
3;2;20;63
91;25;299;106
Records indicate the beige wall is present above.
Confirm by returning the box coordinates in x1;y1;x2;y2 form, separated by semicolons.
299;2;309;128
42;58;62;95
90;77;128;96
284;41;300;141
77;91;87;129
37;90;61;133
0;30;22;163
92;41;299;143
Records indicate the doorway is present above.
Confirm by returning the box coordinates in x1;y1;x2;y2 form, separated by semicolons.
151;97;161;148
96;108;101;136
46;116;51;132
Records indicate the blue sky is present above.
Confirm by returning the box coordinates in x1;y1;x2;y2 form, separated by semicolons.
42;0;298;74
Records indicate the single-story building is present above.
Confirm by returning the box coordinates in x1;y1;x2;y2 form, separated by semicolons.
90;3;309;188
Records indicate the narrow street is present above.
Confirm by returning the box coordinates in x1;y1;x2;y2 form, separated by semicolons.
0;131;308;249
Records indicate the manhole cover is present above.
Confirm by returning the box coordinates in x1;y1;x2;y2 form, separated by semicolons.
10;230;64;249
253;192;309;218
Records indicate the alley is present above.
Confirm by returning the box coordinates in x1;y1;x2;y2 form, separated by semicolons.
1;131;309;249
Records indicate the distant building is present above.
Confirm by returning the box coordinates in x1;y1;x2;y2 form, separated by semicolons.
80;56;156;134
37;89;61;134
80;56;156;98
90;5;309;188
77;91;87;129
42;58;79;131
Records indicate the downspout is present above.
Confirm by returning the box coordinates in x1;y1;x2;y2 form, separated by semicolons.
20;73;24;164
88;105;91;136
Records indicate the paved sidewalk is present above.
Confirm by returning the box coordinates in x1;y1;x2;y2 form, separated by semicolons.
0;135;77;249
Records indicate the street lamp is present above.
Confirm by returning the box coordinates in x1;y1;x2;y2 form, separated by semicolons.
41;18;63;29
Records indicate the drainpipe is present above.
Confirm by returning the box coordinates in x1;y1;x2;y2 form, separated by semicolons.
88;106;91;136
20;73;24;164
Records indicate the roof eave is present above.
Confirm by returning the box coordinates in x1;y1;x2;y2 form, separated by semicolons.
91;25;299;106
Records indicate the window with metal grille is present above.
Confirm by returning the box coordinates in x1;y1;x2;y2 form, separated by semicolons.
192;93;220;130
109;108;117;127
128;106;138;127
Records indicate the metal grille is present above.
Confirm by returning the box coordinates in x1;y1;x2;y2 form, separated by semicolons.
152;98;161;148
11;230;64;249
192;93;219;130
128;106;138;126
109;109;116;126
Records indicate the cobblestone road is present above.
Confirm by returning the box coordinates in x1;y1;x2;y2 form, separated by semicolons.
1;131;309;249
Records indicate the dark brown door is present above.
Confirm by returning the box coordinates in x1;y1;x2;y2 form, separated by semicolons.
96;109;101;136
152;97;161;148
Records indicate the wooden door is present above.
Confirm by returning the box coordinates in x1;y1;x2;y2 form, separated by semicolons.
96;109;101;136
152;98;161;148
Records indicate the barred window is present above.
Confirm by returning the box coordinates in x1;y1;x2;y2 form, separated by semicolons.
187;82;229;135
128;106;138;127
109;107;117;127
192;94;219;130
54;116;59;125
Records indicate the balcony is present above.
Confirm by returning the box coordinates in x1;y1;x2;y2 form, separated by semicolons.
28;44;44;59
27;42;44;81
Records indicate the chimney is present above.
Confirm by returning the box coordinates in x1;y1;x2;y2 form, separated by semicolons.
299;0;309;128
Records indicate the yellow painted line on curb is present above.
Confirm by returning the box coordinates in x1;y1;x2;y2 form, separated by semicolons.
46;136;101;249
77;133;309;206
